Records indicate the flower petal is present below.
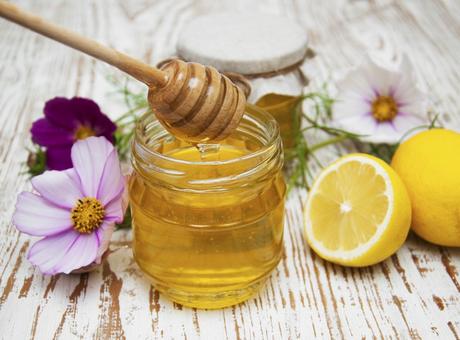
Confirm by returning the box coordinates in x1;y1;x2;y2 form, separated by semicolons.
27;230;99;275
99;131;116;144
398;99;427;119
95;221;115;263
70;98;117;144
13;192;72;236
27;231;79;274
333;99;371;119
30;118;74;147
71;136;114;197
70;98;117;139
44;97;79;129
54;233;100;274
98;149;124;205
31;169;83;209
337;68;376;102
46;146;73;170
367;68;399;98
367;122;401;144
71;97;104;124
336;114;377;137
391;64;427;118
104;198;125;223
393;56;417;99
392;114;426;135
103;176;129;223
393;78;424;109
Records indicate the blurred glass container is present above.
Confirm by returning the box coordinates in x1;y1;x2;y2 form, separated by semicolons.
174;11;311;148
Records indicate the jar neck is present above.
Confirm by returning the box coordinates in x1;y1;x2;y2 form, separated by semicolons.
131;105;283;191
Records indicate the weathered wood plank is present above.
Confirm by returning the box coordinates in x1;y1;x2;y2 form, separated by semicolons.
0;0;459;339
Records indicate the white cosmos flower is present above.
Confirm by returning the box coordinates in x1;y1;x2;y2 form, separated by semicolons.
333;56;427;144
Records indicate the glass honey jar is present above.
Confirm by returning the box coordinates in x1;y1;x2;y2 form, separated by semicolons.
129;105;286;309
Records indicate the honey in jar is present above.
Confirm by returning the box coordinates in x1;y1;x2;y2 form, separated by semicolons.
255;94;301;149
129;105;286;309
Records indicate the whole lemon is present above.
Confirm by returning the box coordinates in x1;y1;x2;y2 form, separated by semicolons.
391;128;460;246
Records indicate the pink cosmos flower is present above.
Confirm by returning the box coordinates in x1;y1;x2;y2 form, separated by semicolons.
333;56;427;144
13;137;126;275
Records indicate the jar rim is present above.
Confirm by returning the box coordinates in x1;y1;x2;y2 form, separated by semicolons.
133;103;281;167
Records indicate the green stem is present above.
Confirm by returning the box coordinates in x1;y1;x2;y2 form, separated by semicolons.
309;135;350;153
115;105;148;124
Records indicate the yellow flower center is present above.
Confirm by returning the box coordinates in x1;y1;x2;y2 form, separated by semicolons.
71;197;105;234
371;96;398;122
74;125;96;140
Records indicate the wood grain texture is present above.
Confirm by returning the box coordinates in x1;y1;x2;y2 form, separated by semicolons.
0;1;167;88
0;1;247;143
0;0;459;339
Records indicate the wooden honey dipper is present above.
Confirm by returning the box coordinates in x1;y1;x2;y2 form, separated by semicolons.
0;2;246;143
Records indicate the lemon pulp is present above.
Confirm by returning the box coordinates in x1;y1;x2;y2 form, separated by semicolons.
309;159;390;250
305;154;411;267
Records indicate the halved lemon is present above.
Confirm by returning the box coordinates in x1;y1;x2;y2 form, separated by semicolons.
304;153;411;267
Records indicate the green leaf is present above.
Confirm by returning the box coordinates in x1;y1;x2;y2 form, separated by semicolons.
116;206;132;229
26;145;47;177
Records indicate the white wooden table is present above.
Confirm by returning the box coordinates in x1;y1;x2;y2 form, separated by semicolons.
1;0;459;339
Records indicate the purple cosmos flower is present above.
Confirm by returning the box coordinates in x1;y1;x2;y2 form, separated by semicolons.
31;97;117;170
333;56;427;144
13;137;126;275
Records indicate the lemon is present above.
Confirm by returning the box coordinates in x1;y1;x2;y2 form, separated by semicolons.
304;153;412;266
391;128;460;246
